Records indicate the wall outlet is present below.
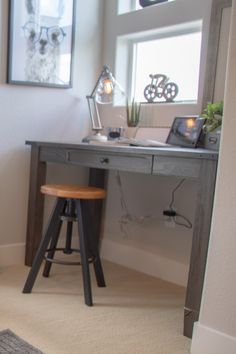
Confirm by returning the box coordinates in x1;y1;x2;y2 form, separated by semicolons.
164;216;175;228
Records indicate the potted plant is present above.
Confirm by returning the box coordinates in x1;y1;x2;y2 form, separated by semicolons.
201;101;223;150
202;101;223;132
126;98;141;127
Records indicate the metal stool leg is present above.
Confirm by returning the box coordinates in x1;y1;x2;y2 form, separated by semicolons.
42;223;62;277
63;199;75;254
82;200;106;287
23;198;65;293
75;199;93;306
93;256;106;287
43;199;69;277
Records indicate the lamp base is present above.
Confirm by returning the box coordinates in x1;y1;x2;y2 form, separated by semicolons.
82;132;108;143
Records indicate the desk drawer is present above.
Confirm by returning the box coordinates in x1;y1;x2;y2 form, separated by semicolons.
40;147;67;163
153;156;201;178
67;150;152;174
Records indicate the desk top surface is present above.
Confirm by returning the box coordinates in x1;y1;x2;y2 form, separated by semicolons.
26;140;218;160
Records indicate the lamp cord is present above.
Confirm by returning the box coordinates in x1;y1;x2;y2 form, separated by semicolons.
115;172;192;236
168;178;193;229
115;171;151;238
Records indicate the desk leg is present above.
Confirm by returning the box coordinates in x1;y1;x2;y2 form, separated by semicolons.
88;168;106;246
85;168;106;285
184;159;217;338
25;145;46;266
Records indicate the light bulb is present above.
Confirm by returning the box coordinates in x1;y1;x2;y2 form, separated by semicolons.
103;79;113;95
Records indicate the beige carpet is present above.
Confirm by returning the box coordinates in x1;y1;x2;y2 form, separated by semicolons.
0;260;191;354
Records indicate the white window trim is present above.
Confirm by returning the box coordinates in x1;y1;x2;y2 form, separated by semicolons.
116;20;202;103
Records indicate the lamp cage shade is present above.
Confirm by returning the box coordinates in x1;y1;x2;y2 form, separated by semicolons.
95;66;124;104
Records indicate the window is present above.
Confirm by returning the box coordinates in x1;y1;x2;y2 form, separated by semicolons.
105;0;207;126
132;30;202;102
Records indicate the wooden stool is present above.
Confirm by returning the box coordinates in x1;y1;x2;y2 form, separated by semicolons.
23;184;106;306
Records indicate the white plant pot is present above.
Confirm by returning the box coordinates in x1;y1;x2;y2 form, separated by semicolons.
125;127;139;139
203;127;221;151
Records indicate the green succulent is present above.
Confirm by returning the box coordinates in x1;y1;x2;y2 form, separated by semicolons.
202;101;223;132
126;98;141;127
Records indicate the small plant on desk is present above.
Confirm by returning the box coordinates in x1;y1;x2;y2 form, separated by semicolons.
126;98;141;127
202;101;223;132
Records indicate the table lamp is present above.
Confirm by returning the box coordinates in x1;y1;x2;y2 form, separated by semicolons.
83;65;125;142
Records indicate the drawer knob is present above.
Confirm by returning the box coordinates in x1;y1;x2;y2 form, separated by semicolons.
100;157;109;164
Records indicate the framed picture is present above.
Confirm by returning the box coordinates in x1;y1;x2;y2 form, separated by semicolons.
7;0;76;88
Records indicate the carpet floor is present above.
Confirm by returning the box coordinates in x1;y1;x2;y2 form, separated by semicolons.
0;260;191;354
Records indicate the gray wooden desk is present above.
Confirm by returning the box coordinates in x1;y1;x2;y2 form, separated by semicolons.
25;141;218;338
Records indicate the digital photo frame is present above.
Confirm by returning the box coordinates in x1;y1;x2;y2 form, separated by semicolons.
166;116;205;148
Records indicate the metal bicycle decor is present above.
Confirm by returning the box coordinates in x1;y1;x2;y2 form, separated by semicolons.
144;74;179;103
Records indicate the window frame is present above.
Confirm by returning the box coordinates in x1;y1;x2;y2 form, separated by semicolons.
103;0;211;127
125;21;202;103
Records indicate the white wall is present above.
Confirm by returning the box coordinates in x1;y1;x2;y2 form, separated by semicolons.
100;0;213;286
0;0;104;266
191;1;236;352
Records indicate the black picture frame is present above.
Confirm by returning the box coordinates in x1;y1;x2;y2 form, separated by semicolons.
7;0;76;88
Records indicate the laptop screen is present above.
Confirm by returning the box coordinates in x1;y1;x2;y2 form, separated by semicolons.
166;116;205;148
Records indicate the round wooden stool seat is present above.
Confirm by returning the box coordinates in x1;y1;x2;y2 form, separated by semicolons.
41;184;106;200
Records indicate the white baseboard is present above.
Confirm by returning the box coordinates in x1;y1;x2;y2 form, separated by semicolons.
0;239;189;288
0;243;25;267
191;322;236;354
101;238;188;287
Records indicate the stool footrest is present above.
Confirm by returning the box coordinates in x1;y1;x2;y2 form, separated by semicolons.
60;214;78;222
44;257;82;266
44;247;95;266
